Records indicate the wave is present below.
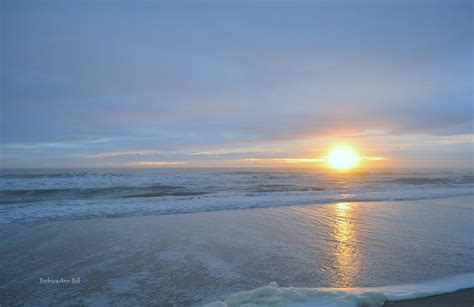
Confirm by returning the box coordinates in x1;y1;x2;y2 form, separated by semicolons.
385;176;474;185
248;184;325;193
1;186;472;224
460;175;474;183
204;273;474;307
0;184;324;204
0;184;208;204
0;173;81;179
1;170;473;223
0;172;130;179
385;177;452;185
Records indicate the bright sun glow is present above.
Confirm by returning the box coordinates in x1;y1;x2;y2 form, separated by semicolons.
328;146;359;170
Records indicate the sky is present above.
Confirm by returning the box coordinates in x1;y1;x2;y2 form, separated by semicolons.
0;0;472;170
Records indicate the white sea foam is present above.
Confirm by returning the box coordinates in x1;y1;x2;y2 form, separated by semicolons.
1;185;473;224
205;273;474;306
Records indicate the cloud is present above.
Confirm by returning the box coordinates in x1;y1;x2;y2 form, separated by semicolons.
124;161;186;167
243;155;384;164
243;158;326;164
85;150;170;159
1;1;471;168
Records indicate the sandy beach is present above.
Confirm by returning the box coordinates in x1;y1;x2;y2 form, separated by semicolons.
384;288;474;306
1;195;473;305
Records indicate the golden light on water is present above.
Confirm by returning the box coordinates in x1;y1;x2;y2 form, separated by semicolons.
331;202;359;286
328;146;359;171
294;202;360;287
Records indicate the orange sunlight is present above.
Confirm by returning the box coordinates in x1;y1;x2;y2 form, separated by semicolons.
327;145;359;171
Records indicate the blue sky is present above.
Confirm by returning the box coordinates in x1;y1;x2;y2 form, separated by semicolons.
1;0;472;169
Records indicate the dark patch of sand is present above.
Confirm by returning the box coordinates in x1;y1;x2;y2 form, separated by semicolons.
384;288;474;307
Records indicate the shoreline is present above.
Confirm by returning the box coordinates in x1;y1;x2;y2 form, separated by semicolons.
204;274;474;306
2;195;472;305
2;193;472;225
384;288;474;306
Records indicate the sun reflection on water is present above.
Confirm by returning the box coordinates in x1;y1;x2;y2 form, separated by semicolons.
331;202;360;286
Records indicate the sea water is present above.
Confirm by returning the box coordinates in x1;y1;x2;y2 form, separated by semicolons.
0;168;473;305
0;168;472;223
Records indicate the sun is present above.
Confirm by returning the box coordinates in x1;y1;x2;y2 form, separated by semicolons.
328;146;358;171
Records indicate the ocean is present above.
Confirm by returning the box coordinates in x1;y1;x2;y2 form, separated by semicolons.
0;168;473;223
0;168;473;305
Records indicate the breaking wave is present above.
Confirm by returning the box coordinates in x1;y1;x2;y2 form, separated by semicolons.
0;169;473;223
248;184;325;193
0;184;208;204
385;177;452;185
205;273;474;307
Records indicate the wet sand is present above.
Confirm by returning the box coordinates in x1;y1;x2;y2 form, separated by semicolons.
1;196;473;305
384;288;474;306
